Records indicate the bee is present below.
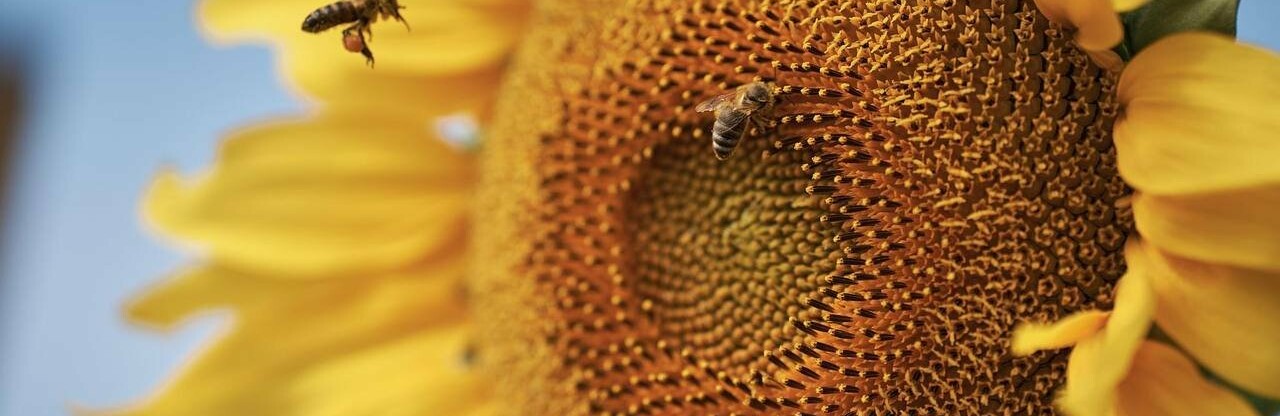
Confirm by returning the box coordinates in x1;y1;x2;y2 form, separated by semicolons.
301;0;409;66
696;81;777;160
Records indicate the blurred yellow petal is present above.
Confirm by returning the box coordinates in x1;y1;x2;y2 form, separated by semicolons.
290;326;487;416
462;403;504;416
1011;310;1110;356
1059;243;1155;415
1134;187;1280;272
200;0;529;107
125;267;277;330
199;0;314;42
113;260;470;415
199;0;529;74
1112;0;1149;12
1115;33;1280;195
1115;341;1259;416
119;1;519;413
1033;0;1125;50
1143;243;1280;399
144;113;473;278
283;60;507;122
1060;336;1119;416
1087;48;1126;72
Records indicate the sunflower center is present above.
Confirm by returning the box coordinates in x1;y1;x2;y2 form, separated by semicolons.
474;0;1137;414
628;133;827;374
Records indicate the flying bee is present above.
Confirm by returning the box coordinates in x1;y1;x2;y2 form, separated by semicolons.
696;81;777;160
301;0;409;66
301;0;408;33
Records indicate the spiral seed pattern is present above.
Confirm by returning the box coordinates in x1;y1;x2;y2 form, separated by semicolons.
472;0;1134;414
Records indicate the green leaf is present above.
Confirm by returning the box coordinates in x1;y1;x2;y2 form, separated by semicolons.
1115;0;1239;60
1242;393;1280;416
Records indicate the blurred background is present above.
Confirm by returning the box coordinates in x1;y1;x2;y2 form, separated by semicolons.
0;1;1275;415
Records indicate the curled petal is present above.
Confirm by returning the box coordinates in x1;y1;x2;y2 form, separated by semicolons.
1144;243;1280;399
1060;336;1119;416
1116;33;1280;195
1011;310;1111;356
144;113;473;278
1033;0;1126;50
1115;341;1259;416
1059;242;1156;415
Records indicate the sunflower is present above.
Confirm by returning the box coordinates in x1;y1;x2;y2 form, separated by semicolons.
119;0;1278;415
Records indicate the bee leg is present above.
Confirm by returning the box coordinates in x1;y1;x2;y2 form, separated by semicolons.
341;25;375;67
383;2;410;31
393;10;410;31
754;117;781;160
342;21;368;40
357;18;373;41
352;20;375;66
748;116;771;136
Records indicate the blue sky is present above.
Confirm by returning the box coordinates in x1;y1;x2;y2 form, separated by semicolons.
0;1;299;414
0;1;1276;415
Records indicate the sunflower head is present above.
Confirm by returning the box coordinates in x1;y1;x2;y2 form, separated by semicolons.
473;0;1133;414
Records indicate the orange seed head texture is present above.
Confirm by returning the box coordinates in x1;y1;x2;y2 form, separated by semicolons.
471;1;1132;415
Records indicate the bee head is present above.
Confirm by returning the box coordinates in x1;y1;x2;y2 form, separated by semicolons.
744;83;772;105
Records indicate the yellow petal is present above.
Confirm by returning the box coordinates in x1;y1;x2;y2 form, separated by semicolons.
1011;310;1111;356
1134;187;1280;272
144;113;473;278
119;326;484;416
112;260;473;415
1087;49;1126;72
1115;33;1280;195
198;0;314;42
1115;341;1259;416
201;0;517;119
1111;0;1150;13
283;60;507;122
124;267;275;330
461;403;504;416
290;326;488;416
1143;243;1280;399
197;0;527;76
1059;242;1156;415
1033;0;1124;50
1061;335;1120;416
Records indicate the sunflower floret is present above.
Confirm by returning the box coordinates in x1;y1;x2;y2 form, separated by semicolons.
474;0;1134;414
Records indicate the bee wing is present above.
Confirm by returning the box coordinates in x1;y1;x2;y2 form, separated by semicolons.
715;109;752;131
696;92;737;113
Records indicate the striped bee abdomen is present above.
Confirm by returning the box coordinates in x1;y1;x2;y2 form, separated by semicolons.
302;1;362;33
711;111;748;160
